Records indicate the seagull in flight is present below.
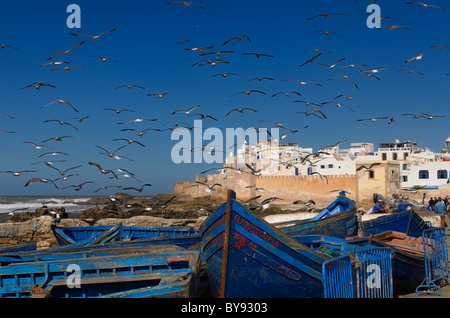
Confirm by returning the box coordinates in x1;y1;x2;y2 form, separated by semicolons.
300;53;322;67
117;118;157;124
223;35;251;46
405;2;445;9
167;1;204;9
47;41;85;60
272;91;302;98
91;56;117;63
307;13;345;20
25;178;59;189
42;100;79;112
20;82;56;90
231;90;266;97
242;52;274;58
195;181;222;193
225;108;258;116
172;105;201;115
23;141;48;149
357;117;388;123
116;84;145;90
0;45;19;50
88;162;118;179
42;136;74;143
421;112;445;119
103;108;135;114
147;92;170;98
405;54;424;63
43;119;79;130
123;184;153;193
71;29;117;42
313;30;343;37
63;182;94;191
1;170;36;177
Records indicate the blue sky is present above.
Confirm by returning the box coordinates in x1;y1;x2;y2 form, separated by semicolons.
0;0;449;196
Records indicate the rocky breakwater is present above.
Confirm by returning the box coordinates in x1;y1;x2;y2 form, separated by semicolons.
0;192;325;249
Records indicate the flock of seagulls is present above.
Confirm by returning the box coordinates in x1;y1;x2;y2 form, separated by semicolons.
0;1;448;213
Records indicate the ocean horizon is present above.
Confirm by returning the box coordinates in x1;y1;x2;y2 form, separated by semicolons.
0;195;154;216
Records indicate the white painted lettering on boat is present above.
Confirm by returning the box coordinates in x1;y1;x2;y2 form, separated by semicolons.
234;214;279;248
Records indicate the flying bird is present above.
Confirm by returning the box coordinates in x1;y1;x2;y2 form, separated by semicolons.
300;53;322;67
41;100;78;112
405;2;444;9
272;91;302;98
116;84;145;90
147;92;170;98
46;164;82;176
63;182;94;191
91;56;117;63
225;108;258;116
223;35;251;46
357;117;388;123
167;1;204;9
25;178;59;189
242;52;274;58
318;57;346;70
117;118;157;124
20;82;56;90
88;162;118;179
405;54;424;63
47;41;85;60
231;90;266;97
194;181;222;193
307;13;345;20
172;105;201;115
312;30;343;37
357;163;382;171
71;29;117;42
123;184;153;193
43;119;78;130
1;170;36;177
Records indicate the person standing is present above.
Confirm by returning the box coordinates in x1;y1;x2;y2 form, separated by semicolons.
434;197;448;227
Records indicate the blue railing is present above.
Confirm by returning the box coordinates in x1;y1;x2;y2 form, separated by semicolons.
322;255;354;298
416;227;449;296
355;248;393;298
323;247;393;298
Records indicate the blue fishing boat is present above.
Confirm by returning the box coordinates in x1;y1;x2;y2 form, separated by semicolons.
200;190;392;298
0;245;201;298
0;241;36;254
273;191;358;238
51;224;200;246
359;210;431;238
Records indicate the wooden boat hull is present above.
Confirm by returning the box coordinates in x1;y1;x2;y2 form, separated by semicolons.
201;191;330;298
51;224;199;246
0;245;201;298
274;193;358;238
359;211;430;238
0;241;36;254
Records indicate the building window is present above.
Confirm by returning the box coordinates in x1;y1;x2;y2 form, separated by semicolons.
320;165;325;169
419;170;429;179
437;170;448;179
369;170;375;179
382;153;387;160
404;153;409;160
328;164;334;169
402;164;408;170
402;176;408;182
393;153;398;160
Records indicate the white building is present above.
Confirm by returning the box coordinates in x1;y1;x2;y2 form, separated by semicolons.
222;136;450;190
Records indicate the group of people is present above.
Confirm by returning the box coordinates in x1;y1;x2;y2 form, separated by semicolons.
427;196;449;215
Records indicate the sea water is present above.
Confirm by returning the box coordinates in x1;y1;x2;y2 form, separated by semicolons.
0;196;101;215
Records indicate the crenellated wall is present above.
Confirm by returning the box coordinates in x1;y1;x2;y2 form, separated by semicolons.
174;173;356;204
